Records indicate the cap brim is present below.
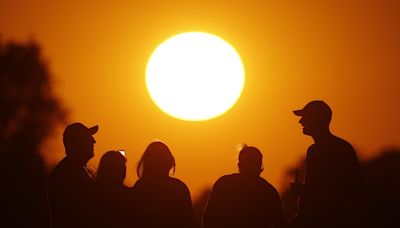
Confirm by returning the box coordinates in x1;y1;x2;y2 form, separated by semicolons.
88;125;98;135
293;110;304;116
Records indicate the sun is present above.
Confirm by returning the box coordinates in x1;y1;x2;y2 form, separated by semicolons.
146;32;245;121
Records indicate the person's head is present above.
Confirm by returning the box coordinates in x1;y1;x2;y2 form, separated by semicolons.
137;141;175;178
63;122;98;163
293;100;332;137
238;145;263;176
96;151;127;186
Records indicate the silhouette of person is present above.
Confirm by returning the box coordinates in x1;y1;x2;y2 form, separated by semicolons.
93;150;131;228
48;123;98;228
203;145;288;228
130;141;197;228
291;100;362;228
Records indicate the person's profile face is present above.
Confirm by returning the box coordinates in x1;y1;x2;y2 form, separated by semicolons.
299;112;330;137
85;135;96;158
299;114;318;136
73;134;96;162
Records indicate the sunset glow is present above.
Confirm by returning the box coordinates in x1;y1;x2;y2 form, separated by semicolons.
2;0;400;210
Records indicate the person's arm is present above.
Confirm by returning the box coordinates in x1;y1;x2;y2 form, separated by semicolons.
202;178;225;228
271;189;289;228
181;183;198;228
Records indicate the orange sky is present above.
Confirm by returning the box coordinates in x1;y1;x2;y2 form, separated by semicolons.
1;0;399;198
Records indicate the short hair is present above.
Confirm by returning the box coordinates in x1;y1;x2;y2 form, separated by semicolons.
239;145;262;164
238;145;263;174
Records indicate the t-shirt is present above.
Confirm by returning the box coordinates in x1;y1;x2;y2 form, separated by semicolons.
203;173;287;228
48;156;94;228
299;135;362;221
131;176;196;228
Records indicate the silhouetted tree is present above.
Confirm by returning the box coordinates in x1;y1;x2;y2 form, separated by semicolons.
0;40;65;227
361;149;400;227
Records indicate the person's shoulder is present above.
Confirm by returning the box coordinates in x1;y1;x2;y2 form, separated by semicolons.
50;157;92;185
331;135;355;151
48;157;84;192
131;177;148;189
208;174;237;194
332;134;351;145
257;177;279;193
214;174;238;185
257;176;272;185
218;173;238;181
307;143;317;151
132;177;143;185
49;157;69;178
306;144;317;156
166;177;193;197
168;177;190;189
130;178;145;194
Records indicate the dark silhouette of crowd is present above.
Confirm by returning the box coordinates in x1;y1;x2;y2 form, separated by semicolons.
2;40;400;228
47;100;363;228
48;122;289;228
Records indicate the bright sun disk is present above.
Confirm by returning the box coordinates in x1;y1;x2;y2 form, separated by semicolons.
146;32;245;121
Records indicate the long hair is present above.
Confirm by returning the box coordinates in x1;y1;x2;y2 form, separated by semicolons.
137;141;176;178
96;151;127;186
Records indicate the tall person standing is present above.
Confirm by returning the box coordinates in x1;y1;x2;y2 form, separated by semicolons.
48;123;98;228
291;101;362;228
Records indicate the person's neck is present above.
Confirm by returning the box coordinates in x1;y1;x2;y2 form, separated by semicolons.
312;130;332;144
239;171;260;177
66;155;87;166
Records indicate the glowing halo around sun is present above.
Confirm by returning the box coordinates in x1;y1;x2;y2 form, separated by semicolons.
146;32;245;121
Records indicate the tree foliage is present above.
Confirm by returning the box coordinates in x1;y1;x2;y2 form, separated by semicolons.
0;40;65;227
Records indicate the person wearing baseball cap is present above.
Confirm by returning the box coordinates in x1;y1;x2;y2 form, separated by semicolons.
293;100;332;136
290;101;362;228
62;123;98;162
48;123;98;228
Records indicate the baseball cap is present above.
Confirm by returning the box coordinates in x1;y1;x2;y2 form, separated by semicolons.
63;122;98;145
293;100;332;118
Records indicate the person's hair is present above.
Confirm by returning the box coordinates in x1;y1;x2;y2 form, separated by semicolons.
238;144;263;174
96;151;127;186
137;141;175;178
